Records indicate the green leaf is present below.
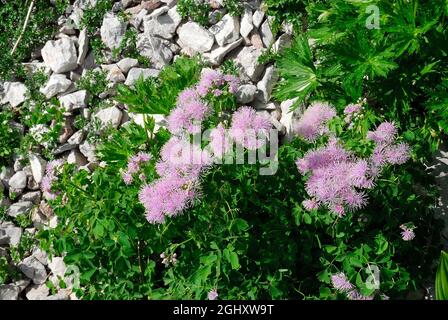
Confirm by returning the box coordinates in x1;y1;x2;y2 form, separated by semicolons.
231;218;250;233
435;251;448;300
92;222;104;239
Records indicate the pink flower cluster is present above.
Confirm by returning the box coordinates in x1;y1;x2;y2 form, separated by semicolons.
343;103;362;123
122;152;152;185
167;70;239;135
331;273;374;300
140;137;212;224
208;289;219;300
297;138;374;216
368;122;410;173
400;224;415;241
196;69;239;97
230;106;272;150
209;123;233;157
41;160;64;200
297;118;410;216
294;102;336;142
139;70;271;224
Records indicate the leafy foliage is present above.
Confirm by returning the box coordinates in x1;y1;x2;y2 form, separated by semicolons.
435;251;448;300
0;110;21;167
177;0;243;26
274;0;448;156
39;58;442;300
0;0;67;81
115;56;202;115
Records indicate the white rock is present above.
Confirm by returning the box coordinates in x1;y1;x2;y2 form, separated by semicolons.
67;130;85;145
100;13;127;50
252;100;278;111
235;46;265;82
177;22;215;53
14;279;30;292
143;5;182;39
148;5;169;19
236;84;257;104
9;171;27;190
67;149;87;166
203;38;243;66
68;6;84;29
20;191;41;204
13;157;25;172
7;201;34;218
40;74;72;99
41;38;78;73
53;143;77;155
129;8;148;29
32;247;49;266
260;19;274;48
213;14;240;47
48;257;67;279
1;82;28;107
280;98;299;141
79;140;98;163
105;64;126;83
0;285;21;300
257;65;278;103
45;289;70;300
137;34;173;69
18;256;48;285
240;8;254;38
273;33;292;54
59;90;88;112
271;117;286;135
77;28;89;65
31;207;48;230
29;154;47;185
125;68;160;86
0;167;13;188
26;284;50;300
117;57;138;74
0;222;22;246
252;10;265;29
94;106;123;130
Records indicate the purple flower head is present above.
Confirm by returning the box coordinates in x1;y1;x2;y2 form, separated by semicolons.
138;173;146;182
177;88;199;107
127;158;140;174
383;143;410;165
137;152;152;163
347;290;374;300
296;139;349;174
344;103;362;123
303;199;319;211
367;122;397;145
294;102;336;142
400;224;415;241
42;160;64;200
139;175;199;224
157;137;211;179
230;106;272;150
298;140;372;215
122;172;133;185
344;103;362;115
167;101;209;135
331;273;353;292
209;123;232;158
208;289;219;300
